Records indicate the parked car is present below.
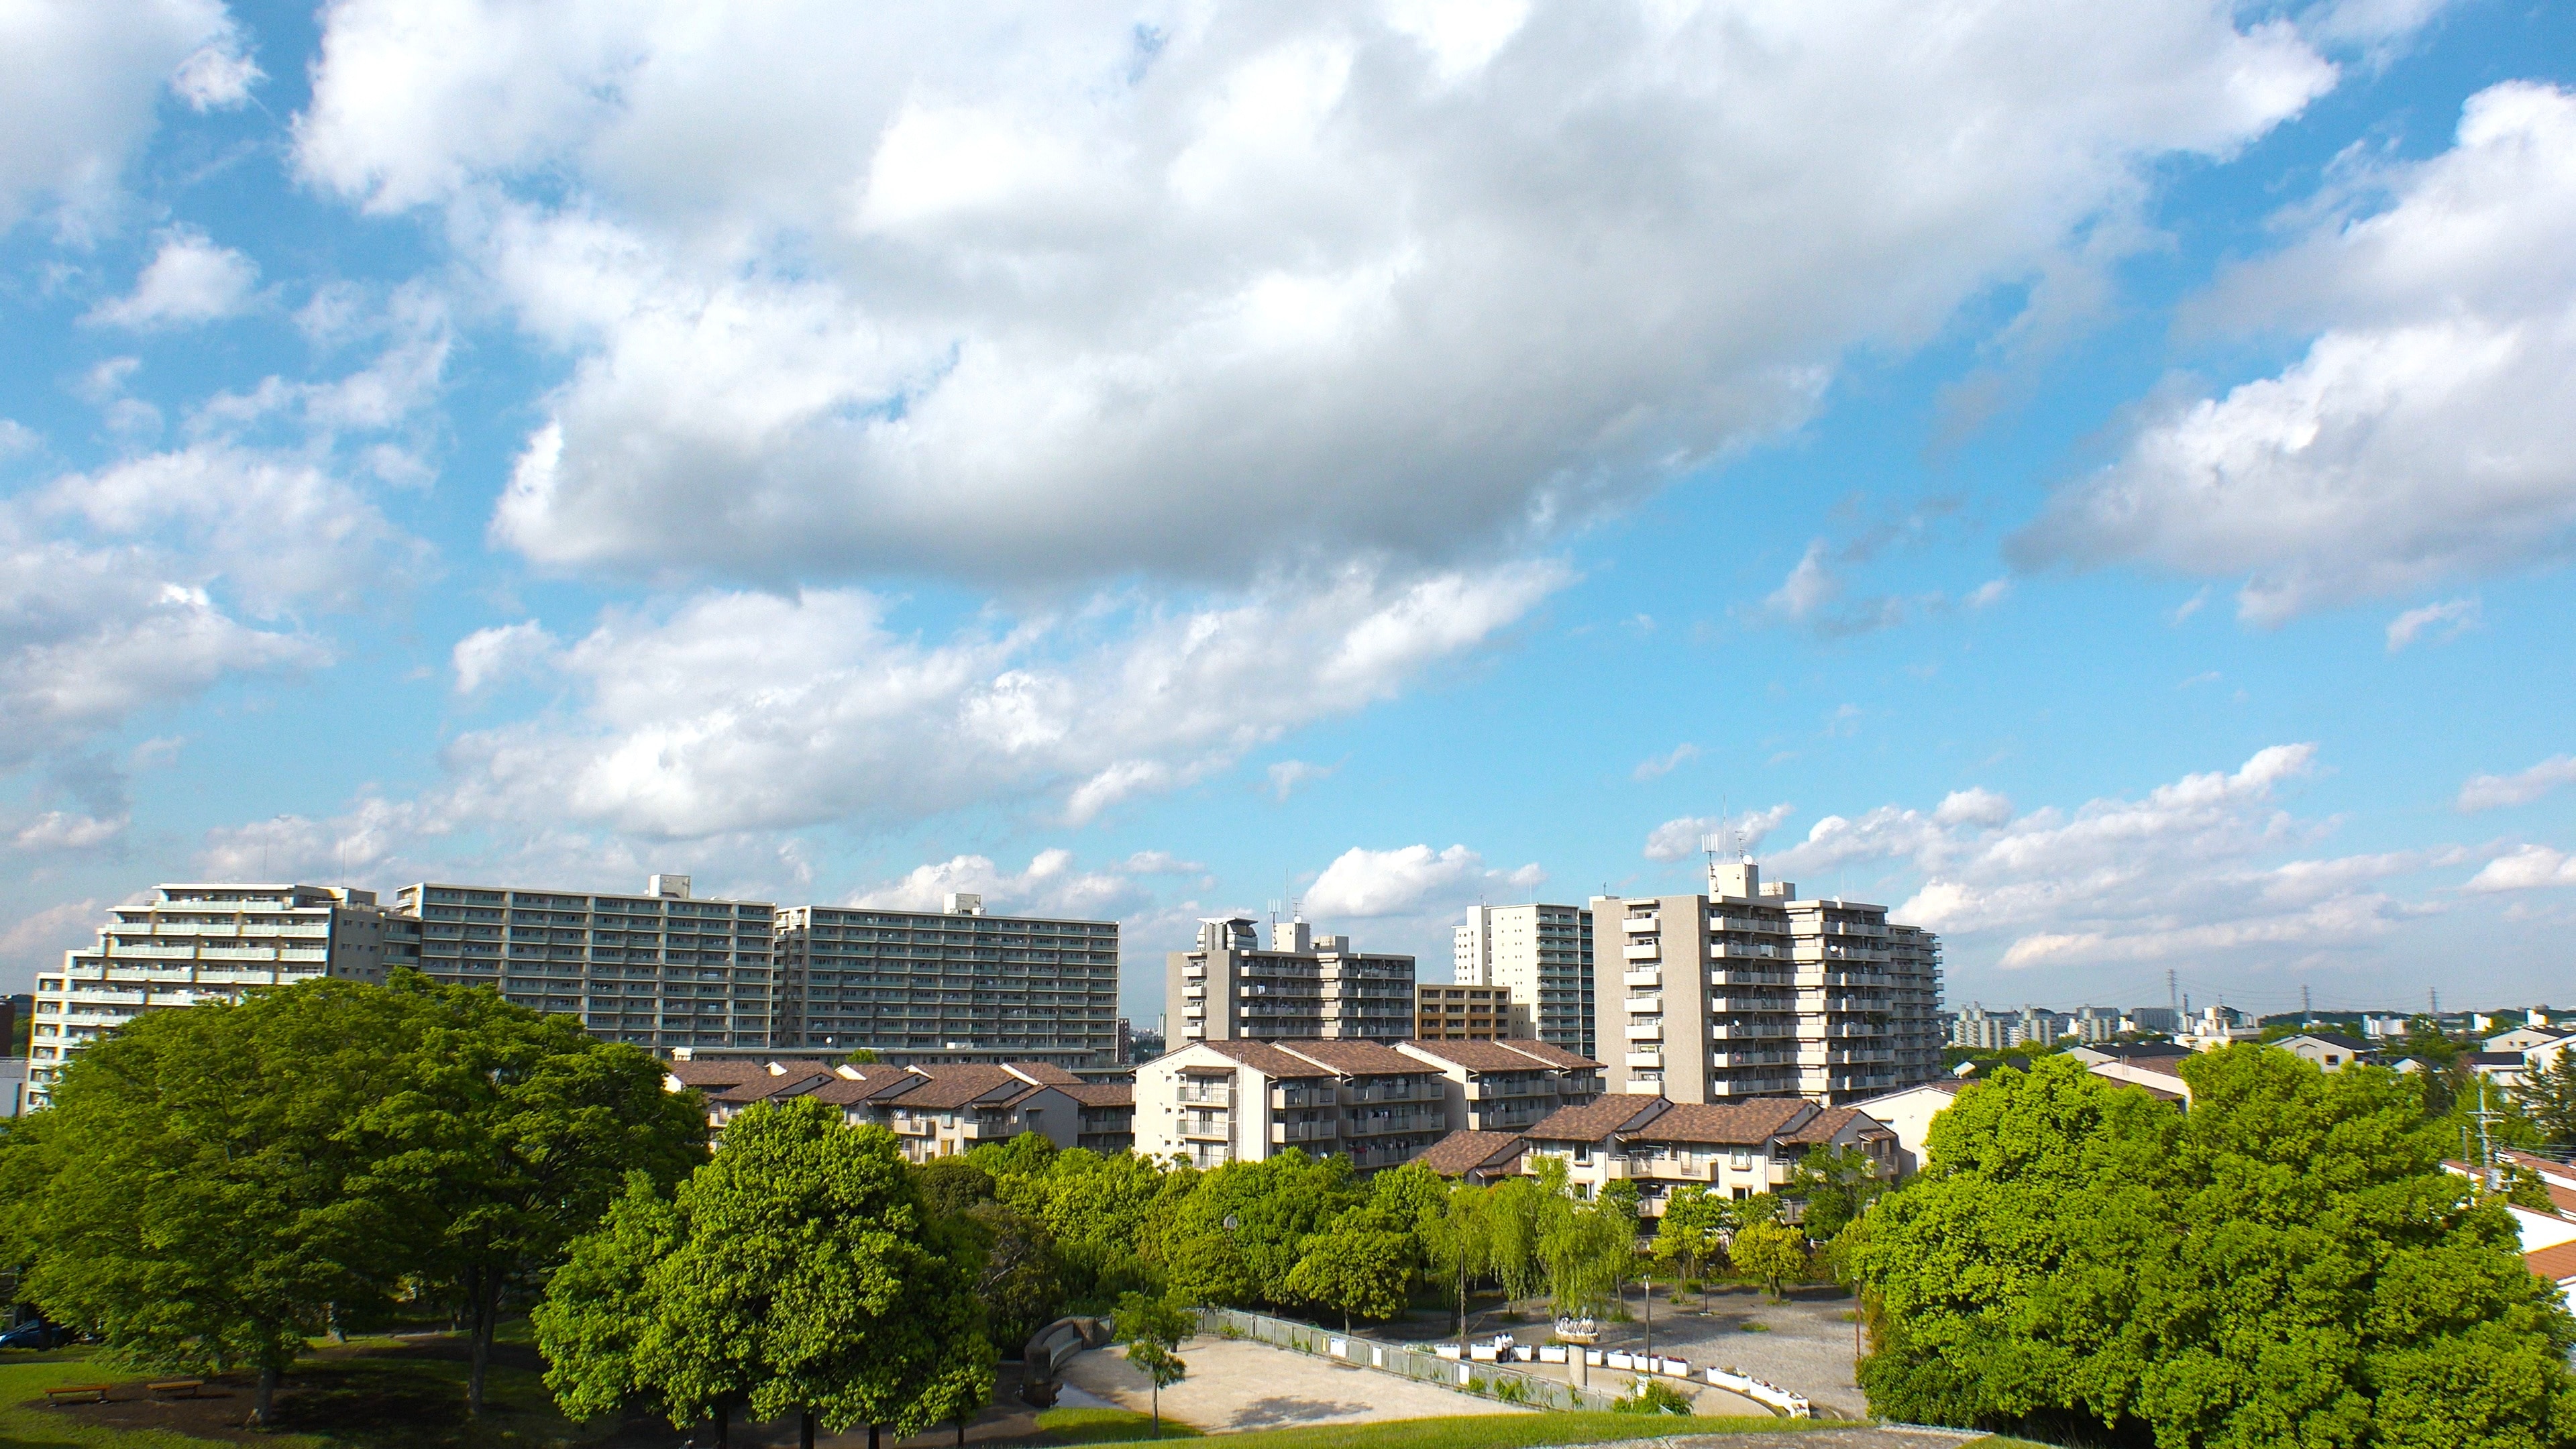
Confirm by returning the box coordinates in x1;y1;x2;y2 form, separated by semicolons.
0;1318;64;1350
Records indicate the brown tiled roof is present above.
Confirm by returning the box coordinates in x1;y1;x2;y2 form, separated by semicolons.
811;1075;916;1106
765;1059;839;1078
1061;1083;1133;1108
667;1059;764;1087
1401;1039;1560;1071
1191;1040;1335;1077
1491;1039;1601;1071
1630;1098;1813;1147
1275;1039;1421;1075
2528;1240;2576;1283
1524;1093;1668;1142
1413;1130;1528;1178
1782;1106;1890;1145
895;1065;1040;1110
711;1071;832;1104
1006;1063;1083;1085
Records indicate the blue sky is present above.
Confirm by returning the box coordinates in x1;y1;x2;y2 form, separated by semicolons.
5;0;2574;1029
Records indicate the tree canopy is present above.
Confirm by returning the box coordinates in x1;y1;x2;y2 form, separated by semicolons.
1846;1049;2576;1448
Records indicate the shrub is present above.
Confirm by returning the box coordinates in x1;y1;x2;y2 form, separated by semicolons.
1613;1379;1695;1415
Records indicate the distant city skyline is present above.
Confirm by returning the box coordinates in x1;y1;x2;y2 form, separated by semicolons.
4;3;2575;1026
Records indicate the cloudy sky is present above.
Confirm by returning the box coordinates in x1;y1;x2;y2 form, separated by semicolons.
5;0;2573;1027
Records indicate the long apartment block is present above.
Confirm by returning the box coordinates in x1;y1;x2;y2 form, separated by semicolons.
1394;1037;1606;1134
1595;859;1943;1106
1455;903;1595;1059
667;1055;1134;1159
1170;916;1413;1046
27;883;397;1101
773;893;1120;1068
1136;1038;1450;1171
392;875;780;1050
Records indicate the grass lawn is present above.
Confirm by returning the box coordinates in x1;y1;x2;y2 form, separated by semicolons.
1068;1411;1853;1449
1031;1406;1201;1442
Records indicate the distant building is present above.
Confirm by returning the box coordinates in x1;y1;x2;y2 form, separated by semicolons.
1394;1037;1604;1134
2176;1005;2259;1052
666;1055;1132;1159
2273;1032;2373;1071
1134;1038;1447;1171
0;992;24;1057
28;883;398;1104
1413;982;1527;1040
1505;1093;1896;1214
2123;1006;2184;1035
773;893;1119;1067
1169;916;1413;1046
1455;904;1596;1059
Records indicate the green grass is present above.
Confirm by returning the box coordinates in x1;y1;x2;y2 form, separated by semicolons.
0;1350;266;1449
1033;1405;1201;1442
1069;1411;1854;1449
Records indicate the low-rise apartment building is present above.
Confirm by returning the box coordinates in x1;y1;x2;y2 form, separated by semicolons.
1170;917;1413;1046
1134;1038;1448;1171
1415;983;1525;1040
1593;859;1943;1106
1477;1093;1895;1216
1395;1037;1605;1134
773;892;1119;1067
28;883;397;1102
1456;904;1596;1059
392;875;779;1050
667;1055;1133;1161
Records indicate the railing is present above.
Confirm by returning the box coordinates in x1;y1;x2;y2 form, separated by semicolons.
1193;1307;1621;1413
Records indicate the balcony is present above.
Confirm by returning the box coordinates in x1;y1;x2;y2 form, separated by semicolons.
1622;914;1659;933
1624;1020;1664;1041
1625;1049;1663;1069
1624;994;1661;1014
1271;1119;1336;1143
1179;1114;1232;1141
1621;943;1659;961
1623;968;1660;987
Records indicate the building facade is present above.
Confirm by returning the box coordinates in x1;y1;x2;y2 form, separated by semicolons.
1395;1037;1605;1134
666;1055;1134;1160
773;892;1119;1067
390;874;780;1051
1170;917;1413;1046
1134;1038;1448;1171
1415;983;1526;1040
1456;904;1596;1059
1503;1093;1896;1214
1592;859;1943;1107
27;883;398;1101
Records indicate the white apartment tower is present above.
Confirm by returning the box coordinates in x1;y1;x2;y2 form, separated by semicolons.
1593;858;1943;1106
1454;903;1597;1059
27;884;397;1102
1171;916;1413;1045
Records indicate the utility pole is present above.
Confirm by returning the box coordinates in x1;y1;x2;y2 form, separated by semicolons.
2475;1077;2504;1193
2167;969;2179;1019
2301;984;2312;1023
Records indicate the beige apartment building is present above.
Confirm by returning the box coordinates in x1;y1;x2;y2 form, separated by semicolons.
1455;903;1595;1059
26;883;397;1103
1395;1037;1605;1134
1134;1038;1448;1171
1414;982;1526;1040
667;1055;1134;1159
1169;916;1413;1046
1509;1093;1896;1214
1593;859;1943;1106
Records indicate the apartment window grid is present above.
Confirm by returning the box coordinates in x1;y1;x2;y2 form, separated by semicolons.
777;907;1118;1062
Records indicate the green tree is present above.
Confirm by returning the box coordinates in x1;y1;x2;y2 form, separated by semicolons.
535;1099;992;1448
1114;1292;1193;1438
1419;1183;1495;1348
1785;1144;1886;1242
1652;1187;1725;1311
1538;1197;1629;1320
1283;1203;1413;1331
1483;1175;1550;1310
961;1200;1066;1352
914;1157;998;1216
2513;1052;2576;1150
1163;1149;1359;1307
9;980;419;1425
358;971;707;1416
1727;1221;1806;1302
1847;1049;2576;1447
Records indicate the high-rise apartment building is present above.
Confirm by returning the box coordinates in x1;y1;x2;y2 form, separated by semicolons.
390;874;780;1050
773;892;1119;1068
1414;983;1527;1040
1592;859;1943;1106
28;883;398;1102
1170;916;1413;1045
1454;903;1596;1059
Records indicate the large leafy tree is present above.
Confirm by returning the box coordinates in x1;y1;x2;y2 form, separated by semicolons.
2513;1053;2576;1151
1786;1144;1886;1242
1728;1221;1807;1302
1283;1202;1413;1331
1419;1183;1496;1348
5;980;421;1424
1652;1186;1726;1311
356;971;707;1417
1114;1292;1193;1438
536;1098;993;1448
1847;1050;2576;1447
1163;1149;1360;1307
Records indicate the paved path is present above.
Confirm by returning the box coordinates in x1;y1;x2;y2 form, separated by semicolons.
1062;1334;1536;1432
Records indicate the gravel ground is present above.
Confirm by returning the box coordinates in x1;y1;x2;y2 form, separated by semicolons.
1061;1334;1536;1432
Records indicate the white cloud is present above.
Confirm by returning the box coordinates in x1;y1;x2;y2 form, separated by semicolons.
2384;596;2479;652
1644;803;1794;863
435;560;1565;839
2463;845;2576;894
1303;843;1544;920
1266;759;1336;802
1632;743;1699;782
1965;578;2010;609
0;898;107;985
0;0;237;233
293;0;2348;588
170;32;261;110
2458;755;2576;814
851;848;1176;919
85;227;260;329
11;810;128;853
2017;83;2576;622
452;620;561;694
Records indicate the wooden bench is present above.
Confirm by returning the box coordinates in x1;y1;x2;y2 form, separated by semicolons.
148;1379;207;1399
43;1383;112;1403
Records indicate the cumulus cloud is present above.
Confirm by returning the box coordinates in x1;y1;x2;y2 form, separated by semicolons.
1644;803;1794;863
2384;596;2479;652
0;898;109;985
1303;843;1544;920
1632;743;1699;782
169;30;261;109
2458;755;2576;814
452;621;560;693
85;228;261;329
11;810;129;853
852;848;1187;919
291;0;2348;588
2463;845;2576;894
433;560;1565;839
0;0;237;233
1267;759;1336;802
1756;745;2449;970
2016;83;2576;623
